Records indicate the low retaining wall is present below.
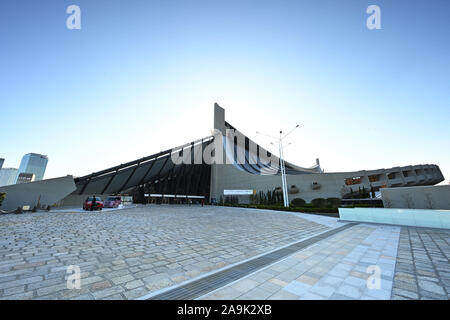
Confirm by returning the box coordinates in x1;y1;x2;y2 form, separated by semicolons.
380;185;450;210
338;207;450;229
0;175;76;211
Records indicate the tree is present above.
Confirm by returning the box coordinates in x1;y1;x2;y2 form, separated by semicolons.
340;186;350;198
370;186;376;199
276;192;282;204
259;191;266;204
0;192;5;207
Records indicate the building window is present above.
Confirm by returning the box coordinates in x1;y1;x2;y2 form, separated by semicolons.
387;172;396;180
345;176;361;185
368;175;379;182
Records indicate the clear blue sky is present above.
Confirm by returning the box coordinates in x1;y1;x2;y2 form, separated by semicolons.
1;0;449;182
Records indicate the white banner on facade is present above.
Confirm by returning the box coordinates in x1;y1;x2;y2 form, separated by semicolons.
223;189;255;196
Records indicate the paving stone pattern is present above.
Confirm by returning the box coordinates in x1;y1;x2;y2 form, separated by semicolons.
201;224;401;300
0;205;329;300
391;227;450;300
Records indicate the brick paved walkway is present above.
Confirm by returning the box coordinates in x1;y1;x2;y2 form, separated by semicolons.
2;205;449;300
391;227;450;300
200;224;401;300
0;205;329;300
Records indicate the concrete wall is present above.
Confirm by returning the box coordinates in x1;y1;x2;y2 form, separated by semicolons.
0;175;76;211
210;163;444;204
381;185;450;210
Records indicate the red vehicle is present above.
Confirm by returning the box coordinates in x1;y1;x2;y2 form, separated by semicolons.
83;196;103;211
103;196;122;208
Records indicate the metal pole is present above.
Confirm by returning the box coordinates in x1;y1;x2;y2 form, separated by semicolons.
278;139;285;206
280;140;289;208
257;125;299;208
279;134;289;207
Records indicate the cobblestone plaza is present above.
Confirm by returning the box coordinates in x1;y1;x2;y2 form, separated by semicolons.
0;206;449;300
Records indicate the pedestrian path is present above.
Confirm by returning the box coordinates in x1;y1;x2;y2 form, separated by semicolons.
141;223;357;300
199;223;400;300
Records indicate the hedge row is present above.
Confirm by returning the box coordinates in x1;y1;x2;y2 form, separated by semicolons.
347;203;384;208
221;203;339;216
291;197;342;208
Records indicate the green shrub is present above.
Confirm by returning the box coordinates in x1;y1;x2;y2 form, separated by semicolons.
311;198;327;208
291;198;306;207
224;196;239;205
326;197;341;208
220;202;339;216
297;207;339;215
353;203;384;208
0;192;5;206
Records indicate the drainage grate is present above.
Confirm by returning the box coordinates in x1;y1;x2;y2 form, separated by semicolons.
148;223;357;300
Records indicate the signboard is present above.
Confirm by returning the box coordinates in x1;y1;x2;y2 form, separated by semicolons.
223;189;255;196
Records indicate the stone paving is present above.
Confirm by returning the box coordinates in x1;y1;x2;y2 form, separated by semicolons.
200;224;401;300
0;205;329;300
391;227;450;300
2;205;449;300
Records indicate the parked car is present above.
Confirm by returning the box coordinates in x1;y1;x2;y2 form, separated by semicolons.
83;196;103;211
103;196;122;208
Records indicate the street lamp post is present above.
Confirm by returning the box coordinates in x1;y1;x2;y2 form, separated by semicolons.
257;125;299;208
279;133;288;207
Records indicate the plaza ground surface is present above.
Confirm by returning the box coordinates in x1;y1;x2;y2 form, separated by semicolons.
0;205;449;300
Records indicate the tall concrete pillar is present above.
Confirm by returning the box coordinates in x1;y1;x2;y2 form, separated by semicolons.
210;103;226;202
214;103;226;135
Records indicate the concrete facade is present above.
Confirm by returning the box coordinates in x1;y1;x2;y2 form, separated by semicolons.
0;175;76;211
380;185;450;210
210;105;444;204
210;163;444;204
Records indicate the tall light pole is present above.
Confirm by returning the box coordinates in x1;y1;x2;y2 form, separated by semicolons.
257;124;300;208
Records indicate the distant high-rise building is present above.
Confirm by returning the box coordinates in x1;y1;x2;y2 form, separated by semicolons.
16;172;36;184
0;168;18;187
0;158;4;170
16;153;48;183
